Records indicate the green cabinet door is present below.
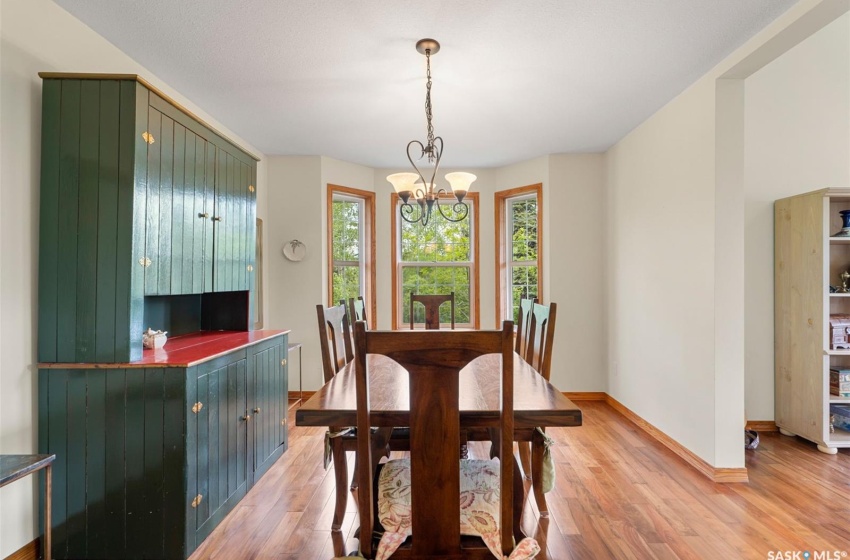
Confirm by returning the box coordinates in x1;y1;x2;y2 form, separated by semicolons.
212;148;255;293
189;350;249;546
250;335;288;482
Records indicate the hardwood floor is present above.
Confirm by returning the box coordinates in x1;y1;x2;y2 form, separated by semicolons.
188;401;850;560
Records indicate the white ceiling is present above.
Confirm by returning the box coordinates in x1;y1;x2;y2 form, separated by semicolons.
55;0;796;168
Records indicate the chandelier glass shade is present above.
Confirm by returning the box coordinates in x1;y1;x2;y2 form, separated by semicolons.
387;39;476;226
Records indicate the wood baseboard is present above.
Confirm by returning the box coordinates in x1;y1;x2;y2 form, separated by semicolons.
4;538;38;560
745;420;778;432
563;391;607;401
602;394;749;483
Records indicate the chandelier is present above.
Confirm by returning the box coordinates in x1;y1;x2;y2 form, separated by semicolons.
387;39;477;226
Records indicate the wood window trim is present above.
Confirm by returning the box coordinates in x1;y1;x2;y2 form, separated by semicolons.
327;184;377;329
391;192;480;330
495;184;543;327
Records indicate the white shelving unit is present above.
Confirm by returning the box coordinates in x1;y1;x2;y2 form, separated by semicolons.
775;188;850;454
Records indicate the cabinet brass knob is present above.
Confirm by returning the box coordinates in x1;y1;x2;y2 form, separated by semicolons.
247;265;253;272
191;402;203;414
281;419;287;426
191;494;203;508
253;407;261;414
198;212;209;219
142;131;155;145
138;257;151;268
212;216;223;222
248;185;255;193
281;359;287;367
242;414;251;422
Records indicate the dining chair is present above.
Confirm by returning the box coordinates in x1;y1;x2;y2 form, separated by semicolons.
409;292;455;330
515;297;537;357
316;304;407;532
521;301;557;517
352;321;539;559
348;296;368;325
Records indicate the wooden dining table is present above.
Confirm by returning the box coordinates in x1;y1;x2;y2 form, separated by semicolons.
295;351;582;532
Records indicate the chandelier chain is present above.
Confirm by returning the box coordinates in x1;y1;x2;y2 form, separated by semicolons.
425;49;435;162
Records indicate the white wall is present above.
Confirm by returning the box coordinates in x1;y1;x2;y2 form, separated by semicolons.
547;154;607;392
743;13;850;421
0;0;267;555
604;0;849;469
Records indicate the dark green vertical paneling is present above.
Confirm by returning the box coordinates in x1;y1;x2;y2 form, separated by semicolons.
37;371;49;541
158;116;175;295
38;81;61;361
203;143;216;293
56;80;81;362
163;368;186;556
181;131;196;294
238;162;249;290
104;370;126;556
207;366;220;514
223;364;235;500
86;370;107;558
127;82;150;361
191;138;206;294
66;371;87;558
111;80;150;361
125;369;145;559
171;124;186;294
236;359;247;487
220;365;231;507
76;81;100;362
184;369;199;552
247;165;258;328
115;81;138;362
226;152;236;291
195;369;209;530
95;81;120;362
144;108;162;295
47;373;68;558
143;369;165;559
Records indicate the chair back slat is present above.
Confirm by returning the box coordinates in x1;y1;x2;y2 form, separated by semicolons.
353;322;514;558
410;292;455;330
316;303;353;383
349;296;367;325
515;297;537;356
525;302;557;381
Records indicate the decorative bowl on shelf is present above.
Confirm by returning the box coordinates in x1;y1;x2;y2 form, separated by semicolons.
142;328;168;349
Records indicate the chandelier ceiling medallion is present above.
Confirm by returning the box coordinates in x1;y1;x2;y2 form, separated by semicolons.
387;39;476;226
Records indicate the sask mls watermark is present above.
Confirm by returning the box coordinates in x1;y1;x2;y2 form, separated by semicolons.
767;551;847;560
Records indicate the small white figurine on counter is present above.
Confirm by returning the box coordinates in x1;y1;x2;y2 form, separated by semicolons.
142;328;168;349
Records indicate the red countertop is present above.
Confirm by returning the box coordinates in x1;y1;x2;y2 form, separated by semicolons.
38;329;290;369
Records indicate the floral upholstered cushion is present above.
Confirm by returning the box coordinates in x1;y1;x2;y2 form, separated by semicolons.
374;458;540;560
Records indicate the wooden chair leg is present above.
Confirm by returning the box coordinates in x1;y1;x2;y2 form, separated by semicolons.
518;441;532;480
531;429;549;518
512;456;525;544
331;437;348;531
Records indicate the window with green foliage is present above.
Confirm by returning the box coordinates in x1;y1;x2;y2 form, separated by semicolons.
328;185;375;325
396;196;477;327
331;196;362;306
507;195;539;322
496;185;542;326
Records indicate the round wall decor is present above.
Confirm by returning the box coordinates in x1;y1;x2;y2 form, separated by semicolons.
282;239;307;262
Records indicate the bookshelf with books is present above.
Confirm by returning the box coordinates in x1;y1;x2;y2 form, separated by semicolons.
775;188;850;454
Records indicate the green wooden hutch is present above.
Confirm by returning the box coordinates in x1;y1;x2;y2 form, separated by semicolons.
36;74;288;560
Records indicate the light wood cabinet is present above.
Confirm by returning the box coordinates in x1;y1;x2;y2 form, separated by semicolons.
775;187;850;454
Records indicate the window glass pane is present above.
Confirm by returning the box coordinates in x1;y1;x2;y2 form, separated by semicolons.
400;201;471;262
510;264;538;323
402;266;471;325
332;199;361;262
332;264;361;305
511;198;537;262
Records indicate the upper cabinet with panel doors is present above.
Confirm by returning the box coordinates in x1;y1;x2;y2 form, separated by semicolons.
37;74;259;364
143;94;257;296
